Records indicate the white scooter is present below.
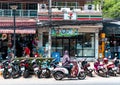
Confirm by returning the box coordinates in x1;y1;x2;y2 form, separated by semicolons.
52;58;86;80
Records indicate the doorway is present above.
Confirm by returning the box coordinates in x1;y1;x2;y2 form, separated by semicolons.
52;36;77;57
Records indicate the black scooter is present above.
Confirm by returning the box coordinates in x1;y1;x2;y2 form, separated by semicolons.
11;60;21;78
2;60;12;79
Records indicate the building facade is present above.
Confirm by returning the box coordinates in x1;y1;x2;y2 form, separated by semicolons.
0;0;38;59
0;0;103;60
37;0;103;60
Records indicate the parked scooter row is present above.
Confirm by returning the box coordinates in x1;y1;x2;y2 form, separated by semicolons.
94;57;120;77
0;57;120;80
0;59;54;79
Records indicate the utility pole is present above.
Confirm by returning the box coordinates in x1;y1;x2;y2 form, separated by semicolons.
48;0;52;58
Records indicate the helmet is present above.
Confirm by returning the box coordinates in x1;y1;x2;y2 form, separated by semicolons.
103;58;108;64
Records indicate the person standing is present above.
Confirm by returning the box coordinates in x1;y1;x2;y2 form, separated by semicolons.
23;46;31;58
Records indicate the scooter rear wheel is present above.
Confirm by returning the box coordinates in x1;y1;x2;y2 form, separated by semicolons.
23;70;29;78
3;71;11;79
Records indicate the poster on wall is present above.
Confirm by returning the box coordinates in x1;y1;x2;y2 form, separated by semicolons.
51;28;78;37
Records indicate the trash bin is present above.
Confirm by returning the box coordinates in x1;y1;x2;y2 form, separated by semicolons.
51;52;60;63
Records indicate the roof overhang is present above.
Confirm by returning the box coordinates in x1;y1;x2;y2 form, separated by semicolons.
37;20;103;27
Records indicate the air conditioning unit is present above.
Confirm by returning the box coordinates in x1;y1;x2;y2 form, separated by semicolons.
84;4;95;10
39;4;47;9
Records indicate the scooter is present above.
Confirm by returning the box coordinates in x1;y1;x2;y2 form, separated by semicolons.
1;60;12;79
106;63;118;76
19;59;31;78
31;59;42;78
81;59;93;77
40;60;51;78
113;57;120;74
94;59;108;77
52;58;86;80
11;59;21;79
102;58;118;76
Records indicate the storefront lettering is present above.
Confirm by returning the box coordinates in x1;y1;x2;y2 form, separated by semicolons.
51;28;78;36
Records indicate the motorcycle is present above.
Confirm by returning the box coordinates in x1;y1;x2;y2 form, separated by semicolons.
11;59;21;79
94;59;108;77
113;57;120;74
40;60;51;78
52;58;86;80
106;63;118;76
81;59;93;77
19;59;31;78
31;59;42;78
103;58;118;76
1;60;12;79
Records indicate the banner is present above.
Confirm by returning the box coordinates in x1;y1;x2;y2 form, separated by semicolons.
51;28;78;37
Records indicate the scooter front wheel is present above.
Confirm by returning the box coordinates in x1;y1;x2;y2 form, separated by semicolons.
53;71;64;80
78;72;86;80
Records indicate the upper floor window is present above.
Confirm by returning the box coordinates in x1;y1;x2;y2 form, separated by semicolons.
53;2;79;9
0;2;37;10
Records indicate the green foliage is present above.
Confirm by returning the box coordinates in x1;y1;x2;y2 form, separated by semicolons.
102;0;120;18
92;0;120;18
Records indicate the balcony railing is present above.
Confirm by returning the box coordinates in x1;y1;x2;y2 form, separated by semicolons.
0;9;37;17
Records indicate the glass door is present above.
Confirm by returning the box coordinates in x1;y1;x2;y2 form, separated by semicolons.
70;38;76;57
63;38;69;51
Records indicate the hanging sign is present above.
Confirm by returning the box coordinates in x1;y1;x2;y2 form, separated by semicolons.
51;28;78;37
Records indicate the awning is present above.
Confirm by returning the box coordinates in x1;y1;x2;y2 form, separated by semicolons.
0;29;36;34
0;22;36;34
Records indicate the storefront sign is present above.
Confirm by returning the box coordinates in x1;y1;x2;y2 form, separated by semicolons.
51;28;78;36
64;12;77;20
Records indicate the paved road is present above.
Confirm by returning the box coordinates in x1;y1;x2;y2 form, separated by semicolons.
0;74;120;85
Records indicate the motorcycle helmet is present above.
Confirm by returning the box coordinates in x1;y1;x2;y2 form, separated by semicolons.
103;58;108;64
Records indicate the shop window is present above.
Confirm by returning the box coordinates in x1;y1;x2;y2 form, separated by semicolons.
83;33;95;57
2;3;8;9
0;3;1;9
26;3;37;10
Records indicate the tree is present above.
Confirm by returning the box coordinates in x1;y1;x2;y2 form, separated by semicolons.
92;0;120;19
102;0;120;18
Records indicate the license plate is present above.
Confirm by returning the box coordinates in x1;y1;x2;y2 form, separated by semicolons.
42;69;46;73
0;68;4;72
21;67;25;71
34;67;39;71
112;67;117;70
87;67;91;70
8;68;12;72
49;67;54;71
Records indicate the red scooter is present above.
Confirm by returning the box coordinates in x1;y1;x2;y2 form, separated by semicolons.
94;59;108;77
103;58;118;76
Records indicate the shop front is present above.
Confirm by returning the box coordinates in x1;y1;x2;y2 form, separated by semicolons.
38;25;102;59
103;22;120;59
0;21;37;59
